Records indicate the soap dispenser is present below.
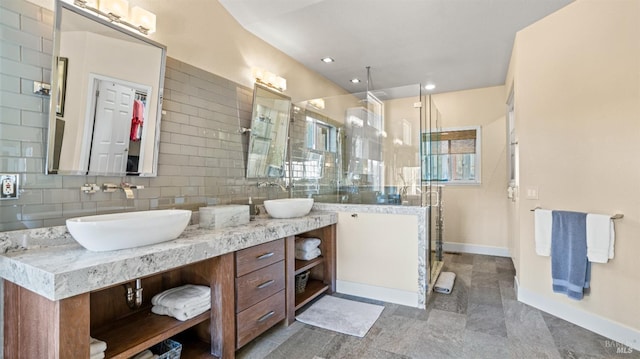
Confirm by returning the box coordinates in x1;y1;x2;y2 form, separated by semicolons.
249;197;257;220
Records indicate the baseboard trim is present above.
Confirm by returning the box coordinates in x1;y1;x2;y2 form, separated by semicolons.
440;241;510;257
336;280;420;308
517;284;640;351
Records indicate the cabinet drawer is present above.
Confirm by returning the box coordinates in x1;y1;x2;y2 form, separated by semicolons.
235;239;284;277
236;290;285;348
236;261;285;313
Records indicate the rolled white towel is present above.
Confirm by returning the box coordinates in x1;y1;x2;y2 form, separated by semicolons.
434;272;456;294
295;247;321;261
295;237;321;252
151;284;210;309
89;337;107;355
152;301;210;321
132;349;154;359
90;352;105;359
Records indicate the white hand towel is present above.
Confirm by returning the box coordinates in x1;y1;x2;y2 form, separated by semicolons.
132;350;154;359
151;284;210;309
295;247;321;260
89;337;107;355
152;301;210;321
586;213;615;263
534;209;552;256
90;352;105;359
434;271;456;294
295;237;321;252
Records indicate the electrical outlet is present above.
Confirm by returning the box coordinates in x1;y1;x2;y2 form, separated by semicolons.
1;174;18;200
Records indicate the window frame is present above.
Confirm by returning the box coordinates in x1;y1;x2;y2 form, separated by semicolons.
422;125;482;185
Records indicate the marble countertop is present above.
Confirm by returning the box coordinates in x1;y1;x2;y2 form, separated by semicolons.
0;211;337;301
313;203;427;216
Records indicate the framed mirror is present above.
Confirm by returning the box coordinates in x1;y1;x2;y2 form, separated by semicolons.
246;85;292;178
45;0;166;176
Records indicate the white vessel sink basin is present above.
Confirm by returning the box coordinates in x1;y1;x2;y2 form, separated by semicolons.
263;198;314;219
66;210;192;251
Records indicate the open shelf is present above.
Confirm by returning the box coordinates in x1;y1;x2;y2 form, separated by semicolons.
92;308;210;359
294;256;324;274
174;333;216;358
294;278;328;310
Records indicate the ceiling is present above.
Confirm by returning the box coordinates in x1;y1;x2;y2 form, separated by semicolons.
218;0;573;97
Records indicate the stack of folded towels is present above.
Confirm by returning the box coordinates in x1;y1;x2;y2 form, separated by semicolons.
151;284;211;321
89;337;106;359
295;237;321;260
132;349;159;359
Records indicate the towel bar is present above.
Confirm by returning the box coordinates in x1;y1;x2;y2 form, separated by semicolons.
530;207;623;220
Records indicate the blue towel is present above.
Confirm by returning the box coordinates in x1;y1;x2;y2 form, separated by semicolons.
551;210;591;300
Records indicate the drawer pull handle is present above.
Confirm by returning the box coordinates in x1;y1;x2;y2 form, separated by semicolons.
257;279;275;289
351;213;358;218
257;252;274;260
257;311;275;323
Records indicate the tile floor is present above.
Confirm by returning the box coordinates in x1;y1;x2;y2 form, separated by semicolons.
236;253;639;359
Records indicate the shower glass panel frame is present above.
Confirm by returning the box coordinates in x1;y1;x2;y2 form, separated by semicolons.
290;85;444;291
421;94;444;284
290;84;423;205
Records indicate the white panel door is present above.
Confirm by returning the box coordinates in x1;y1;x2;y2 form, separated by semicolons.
89;80;134;174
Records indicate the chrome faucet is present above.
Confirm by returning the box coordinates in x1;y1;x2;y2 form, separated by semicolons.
102;182;144;199
120;183;135;199
257;181;287;192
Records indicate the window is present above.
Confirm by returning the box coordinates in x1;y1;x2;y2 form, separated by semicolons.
421;126;481;184
306;116;337;153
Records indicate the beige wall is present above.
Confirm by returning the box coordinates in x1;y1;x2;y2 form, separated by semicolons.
509;0;640;332
135;0;348;104
431;86;509;249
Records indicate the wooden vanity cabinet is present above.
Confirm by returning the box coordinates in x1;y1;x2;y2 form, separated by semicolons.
233;223;337;348
3;253;235;359
234;239;286;348
90;256;234;358
2;223;335;359
285;224;336;325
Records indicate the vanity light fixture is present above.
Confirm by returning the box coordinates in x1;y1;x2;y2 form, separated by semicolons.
321;57;335;63
308;98;325;110
424;83;436;91
73;0;157;35
130;6;156;34
98;0;128;19
252;67;287;92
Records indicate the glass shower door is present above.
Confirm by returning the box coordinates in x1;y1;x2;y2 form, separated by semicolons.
421;94;445;288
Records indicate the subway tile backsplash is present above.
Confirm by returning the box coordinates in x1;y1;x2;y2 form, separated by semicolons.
0;0;289;231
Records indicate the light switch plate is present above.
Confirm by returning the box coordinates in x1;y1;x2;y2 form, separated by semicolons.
525;186;539;200
1;174;19;200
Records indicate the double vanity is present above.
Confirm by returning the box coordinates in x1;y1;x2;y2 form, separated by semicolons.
0;208;336;358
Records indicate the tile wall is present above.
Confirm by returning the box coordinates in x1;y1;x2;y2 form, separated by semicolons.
0;0;300;232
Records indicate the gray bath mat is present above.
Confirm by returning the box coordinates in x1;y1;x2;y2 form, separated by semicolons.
295;295;384;337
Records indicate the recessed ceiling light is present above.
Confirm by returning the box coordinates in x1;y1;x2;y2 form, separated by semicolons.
424;84;436;91
350;78;361;84
321;57;335;63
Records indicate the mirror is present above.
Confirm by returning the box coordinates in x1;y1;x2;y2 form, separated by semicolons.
46;1;166;176
246;85;292;178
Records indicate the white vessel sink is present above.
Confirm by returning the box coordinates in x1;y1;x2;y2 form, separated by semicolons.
263;198;314;219
66;210;192;251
